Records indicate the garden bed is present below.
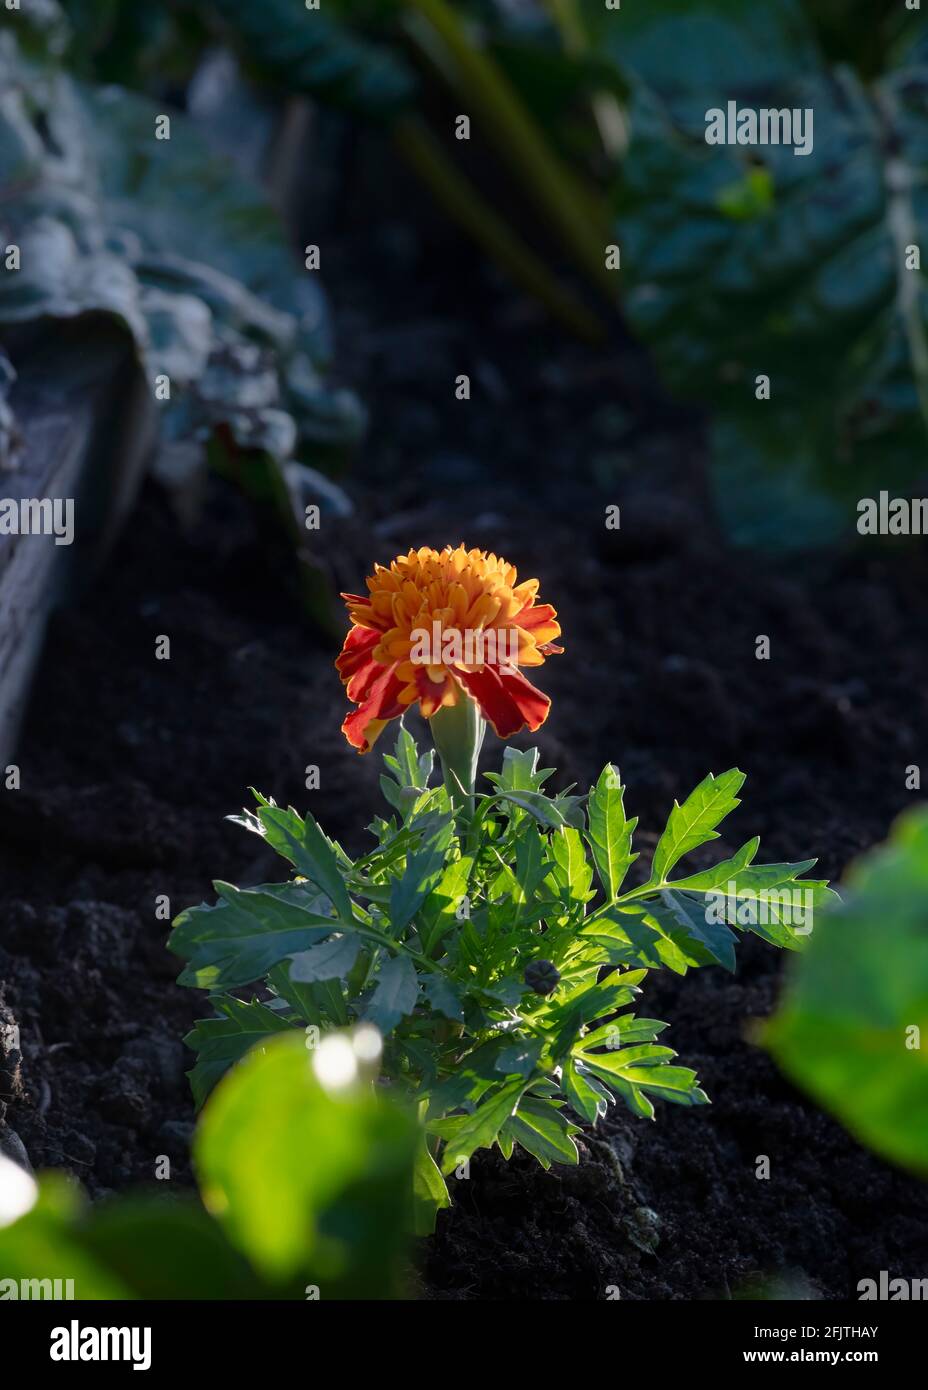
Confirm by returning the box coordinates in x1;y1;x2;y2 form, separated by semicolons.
2;157;927;1300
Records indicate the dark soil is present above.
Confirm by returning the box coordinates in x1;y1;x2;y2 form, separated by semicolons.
2;140;928;1300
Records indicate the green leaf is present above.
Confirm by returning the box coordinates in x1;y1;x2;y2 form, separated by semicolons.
608;0;928;547
412;1139;451;1236
257;805;355;922
651;770;745;884
495;1039;543;1078
581;1015;670;1049
590;1046;679;1079
484;744;553;793
0;1171;129;1298
647;888;739;972
435;1078;528;1174
492;788;573;829
266;960;326;1026
383;718;431;792
422;974;464;1022
546;969;647;1056
211;0;416;118
289;932;363;984
77;1197;263;1300
169;882;336;990
665;837;762;892
501;1096;580;1169
667;840;838;947
195;1033;418;1291
562;1058;612;1124
418;854;474;957
388;816;453;932
547;825;595;907
583;1055;708;1110
184;996;298;1109
765;807;928;1177
366;955;420;1035
586;764;638;899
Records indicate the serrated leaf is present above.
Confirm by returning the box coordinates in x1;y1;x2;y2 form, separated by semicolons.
436;1078;528;1174
651;770;745;884
586;764;638;899
547;826;595;907
563;1058;613;1124
580;1016;670;1049
493;789;572;829
502;1096;580;1169
413;1138;450;1236
258;804;354;921
648;888;739;972
366;954;420;1036
184;996;297;1110
584;906;693;975
289;932;362;984
484;745;552;793
418;854;474;958
169;882;336;990
388;817;453;933
422;974;464;1023
579;1043;676;1071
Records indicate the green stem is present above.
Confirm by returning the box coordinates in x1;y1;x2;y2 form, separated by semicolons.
429;696;486;818
401;0;616;300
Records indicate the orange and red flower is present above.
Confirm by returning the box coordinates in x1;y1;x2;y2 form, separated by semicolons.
336;545;563;752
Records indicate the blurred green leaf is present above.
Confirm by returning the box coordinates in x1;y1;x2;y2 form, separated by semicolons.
601;0;928;546
212;0;416;116
184;995;297;1109
0;1171;129;1299
765;808;928;1177
195;1033;418;1291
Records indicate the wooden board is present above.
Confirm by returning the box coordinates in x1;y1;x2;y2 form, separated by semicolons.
0;321;156;766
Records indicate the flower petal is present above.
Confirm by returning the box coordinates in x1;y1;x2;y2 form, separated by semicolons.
342;663;405;753
336;625;380;681
455;664;551;738
415;666;459;718
514;602;561;647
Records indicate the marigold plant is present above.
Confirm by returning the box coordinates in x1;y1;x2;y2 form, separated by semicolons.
170;545;835;1233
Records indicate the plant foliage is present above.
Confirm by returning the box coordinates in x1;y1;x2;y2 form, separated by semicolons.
170;721;833;1230
594;0;928;545
765;806;928;1177
0;1033;417;1299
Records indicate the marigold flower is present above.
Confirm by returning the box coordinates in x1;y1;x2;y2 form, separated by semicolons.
336;545;563;752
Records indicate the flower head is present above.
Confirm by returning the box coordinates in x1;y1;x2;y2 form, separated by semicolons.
337;545;563;752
